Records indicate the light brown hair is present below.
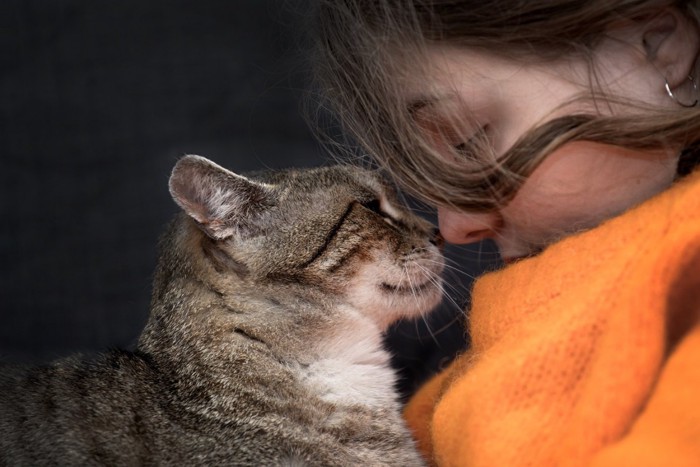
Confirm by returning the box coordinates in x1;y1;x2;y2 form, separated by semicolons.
311;0;700;212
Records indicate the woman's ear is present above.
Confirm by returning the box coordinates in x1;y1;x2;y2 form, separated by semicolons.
640;8;699;89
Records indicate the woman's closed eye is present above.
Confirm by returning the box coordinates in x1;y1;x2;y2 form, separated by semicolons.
454;124;491;157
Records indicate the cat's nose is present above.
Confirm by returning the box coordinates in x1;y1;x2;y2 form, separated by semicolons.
430;228;445;250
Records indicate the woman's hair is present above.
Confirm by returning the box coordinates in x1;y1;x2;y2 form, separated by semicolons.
311;0;700;211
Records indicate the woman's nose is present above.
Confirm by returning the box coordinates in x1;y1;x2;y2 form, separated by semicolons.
437;206;501;244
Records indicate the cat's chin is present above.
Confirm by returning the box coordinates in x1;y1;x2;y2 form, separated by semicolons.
380;290;444;330
385;280;444;317
379;278;444;317
346;258;445;329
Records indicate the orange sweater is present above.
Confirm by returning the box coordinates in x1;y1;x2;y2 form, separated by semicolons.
405;169;700;467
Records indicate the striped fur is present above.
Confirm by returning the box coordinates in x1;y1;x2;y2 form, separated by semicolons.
0;155;444;466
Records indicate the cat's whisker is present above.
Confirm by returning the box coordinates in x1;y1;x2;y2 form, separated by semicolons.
424;258;476;279
429;313;467;337
408;265;474;347
406;263;445;345
433;279;466;299
407;270;422;309
440;293;467;316
417;267;443;293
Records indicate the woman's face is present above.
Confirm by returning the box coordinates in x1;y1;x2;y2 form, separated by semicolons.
411;38;685;261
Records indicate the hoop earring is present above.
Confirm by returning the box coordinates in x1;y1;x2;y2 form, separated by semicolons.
664;74;698;108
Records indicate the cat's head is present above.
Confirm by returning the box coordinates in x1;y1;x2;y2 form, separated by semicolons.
167;155;444;331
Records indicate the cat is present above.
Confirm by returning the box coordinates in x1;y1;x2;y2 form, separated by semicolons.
0;155;444;466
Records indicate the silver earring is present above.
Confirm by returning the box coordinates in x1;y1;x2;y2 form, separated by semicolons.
664;74;698;108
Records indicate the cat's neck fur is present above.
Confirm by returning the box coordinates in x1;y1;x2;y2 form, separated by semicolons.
139;215;398;411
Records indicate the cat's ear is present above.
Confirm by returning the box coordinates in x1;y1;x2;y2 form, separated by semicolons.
169;155;274;240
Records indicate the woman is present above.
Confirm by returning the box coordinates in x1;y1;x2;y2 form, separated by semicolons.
313;0;700;465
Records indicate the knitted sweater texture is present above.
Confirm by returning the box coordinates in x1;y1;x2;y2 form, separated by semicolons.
405;169;700;466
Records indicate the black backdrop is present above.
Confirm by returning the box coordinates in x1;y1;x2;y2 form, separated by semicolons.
2;0;499;399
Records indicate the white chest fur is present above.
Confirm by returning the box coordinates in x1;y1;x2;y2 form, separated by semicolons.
300;317;400;409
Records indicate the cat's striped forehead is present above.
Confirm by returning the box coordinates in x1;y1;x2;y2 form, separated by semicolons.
251;165;384;195
253;165;403;220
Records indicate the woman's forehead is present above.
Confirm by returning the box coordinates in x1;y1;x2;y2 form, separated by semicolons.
403;46;539;110
403;44;589;116
403;46;494;97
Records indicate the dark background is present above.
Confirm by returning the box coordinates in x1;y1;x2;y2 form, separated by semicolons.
1;0;498;399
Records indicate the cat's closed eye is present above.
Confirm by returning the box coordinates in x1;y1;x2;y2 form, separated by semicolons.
360;198;403;230
361;199;383;215
361;198;397;221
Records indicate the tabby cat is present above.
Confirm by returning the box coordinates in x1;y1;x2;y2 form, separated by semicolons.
0;155;444;466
